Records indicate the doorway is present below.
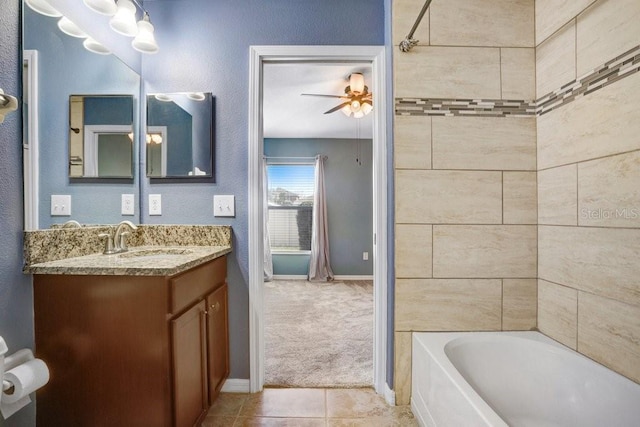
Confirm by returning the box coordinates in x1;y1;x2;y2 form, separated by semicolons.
248;46;388;394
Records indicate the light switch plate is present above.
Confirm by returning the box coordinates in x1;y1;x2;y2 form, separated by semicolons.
213;195;235;217
149;194;162;216
121;194;135;216
51;195;71;216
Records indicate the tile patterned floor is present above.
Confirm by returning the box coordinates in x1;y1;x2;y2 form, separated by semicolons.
203;388;418;426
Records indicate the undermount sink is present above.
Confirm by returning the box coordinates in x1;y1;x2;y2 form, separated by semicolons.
117;248;194;259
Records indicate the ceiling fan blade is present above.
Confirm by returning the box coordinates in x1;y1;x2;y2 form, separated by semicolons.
301;93;347;99
324;102;350;114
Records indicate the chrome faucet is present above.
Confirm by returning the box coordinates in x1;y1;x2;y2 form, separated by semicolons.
99;221;138;255
113;220;138;253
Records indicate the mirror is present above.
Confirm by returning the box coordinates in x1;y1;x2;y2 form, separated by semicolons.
69;95;134;178
146;92;215;181
23;4;141;228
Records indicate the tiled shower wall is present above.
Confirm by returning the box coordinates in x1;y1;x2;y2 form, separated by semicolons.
393;0;640;404
535;0;640;384
392;0;537;404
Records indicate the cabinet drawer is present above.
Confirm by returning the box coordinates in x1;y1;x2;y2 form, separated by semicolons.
170;256;226;314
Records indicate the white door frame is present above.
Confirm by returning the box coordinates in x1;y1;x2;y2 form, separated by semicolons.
248;45;388;394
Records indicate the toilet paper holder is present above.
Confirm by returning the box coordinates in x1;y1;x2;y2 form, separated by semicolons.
2;380;15;395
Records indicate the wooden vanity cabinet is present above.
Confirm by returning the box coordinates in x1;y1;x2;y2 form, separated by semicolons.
33;255;229;427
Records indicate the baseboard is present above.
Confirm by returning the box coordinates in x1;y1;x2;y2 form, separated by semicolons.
220;378;251;393
334;275;374;281
384;383;396;406
272;275;374;281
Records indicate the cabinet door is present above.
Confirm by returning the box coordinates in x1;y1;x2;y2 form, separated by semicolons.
172;300;208;427
206;283;229;404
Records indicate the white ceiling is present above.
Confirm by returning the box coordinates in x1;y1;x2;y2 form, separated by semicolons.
263;62;374;140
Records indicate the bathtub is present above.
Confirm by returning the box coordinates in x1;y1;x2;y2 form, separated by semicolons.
411;331;640;427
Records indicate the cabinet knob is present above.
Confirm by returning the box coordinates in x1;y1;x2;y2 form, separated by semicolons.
210;302;220;312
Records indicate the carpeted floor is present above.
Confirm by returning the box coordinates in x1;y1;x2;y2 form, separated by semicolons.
264;279;373;388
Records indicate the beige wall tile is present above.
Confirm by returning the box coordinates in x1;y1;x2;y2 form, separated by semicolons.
538;164;578;225
537;72;640;169
501;48;536;100
433;225;537;278
503;172;537;224
432;117;536;171
535;0;595;45
394;332;412;405
396;279;502;331
395;225;432;278
578;292;640;383
578;151;640;228
392;0;430;46
430;0;534;47
538;225;640;306
576;0;640;76
396;170;502;224
394;115;431;170
395;46;501;99
536;20;576;97
503;279;537;330
538;280;578;349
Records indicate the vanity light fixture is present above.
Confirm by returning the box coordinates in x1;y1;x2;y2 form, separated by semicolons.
146;133;162;144
83;0;118;16
132;12;159;54
25;0;62;17
186;92;206;101
83;37;112;55
57;17;89;38
110;0;139;37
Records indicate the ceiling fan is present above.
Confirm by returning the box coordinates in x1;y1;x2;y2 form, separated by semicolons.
301;73;373;118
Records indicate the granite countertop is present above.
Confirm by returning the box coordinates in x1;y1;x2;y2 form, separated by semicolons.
25;245;232;276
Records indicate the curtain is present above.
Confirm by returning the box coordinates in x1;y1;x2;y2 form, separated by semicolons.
263;160;273;281
308;155;334;281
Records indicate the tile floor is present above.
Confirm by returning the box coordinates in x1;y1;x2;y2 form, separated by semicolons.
202;388;418;426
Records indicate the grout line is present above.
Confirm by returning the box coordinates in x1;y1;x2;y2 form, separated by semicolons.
575;163;580;226
537;148;640;172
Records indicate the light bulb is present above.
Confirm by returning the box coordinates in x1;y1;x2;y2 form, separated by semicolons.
83;0;117;16
110;0;138;37
83;37;111;55
151;134;162;144
146;134;152;144
349;73;365;94
25;0;61;17
58;17;88;38
350;100;361;111
132;13;158;54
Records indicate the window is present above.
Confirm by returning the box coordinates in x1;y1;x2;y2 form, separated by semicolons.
267;164;315;252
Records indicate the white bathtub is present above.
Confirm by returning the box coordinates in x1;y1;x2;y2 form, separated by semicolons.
411;331;640;427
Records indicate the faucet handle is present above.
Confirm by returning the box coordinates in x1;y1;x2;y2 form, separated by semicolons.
98;233;116;255
118;231;131;253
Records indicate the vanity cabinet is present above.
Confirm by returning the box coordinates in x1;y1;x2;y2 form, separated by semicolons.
33;255;229;427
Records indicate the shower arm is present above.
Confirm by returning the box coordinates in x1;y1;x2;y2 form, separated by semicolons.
399;0;433;52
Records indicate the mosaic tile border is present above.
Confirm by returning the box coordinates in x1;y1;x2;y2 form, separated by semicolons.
396;44;640;118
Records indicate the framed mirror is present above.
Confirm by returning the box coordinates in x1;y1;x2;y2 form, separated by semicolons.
69;94;134;179
146;92;215;182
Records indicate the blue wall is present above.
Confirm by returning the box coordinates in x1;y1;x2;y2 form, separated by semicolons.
0;1;36;425
265;138;374;277
142;0;386;380
24;8;140;228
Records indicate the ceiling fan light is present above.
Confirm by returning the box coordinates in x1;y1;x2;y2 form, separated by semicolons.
83;37;111;55
26;0;62;17
353;110;365;119
83;0;117;16
341;104;352;117
110;0;139;37
58;17;88;38
361;102;373;115
349;73;365;94
132;13;159;54
350;100;361;111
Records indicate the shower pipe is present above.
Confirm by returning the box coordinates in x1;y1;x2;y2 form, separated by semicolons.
399;0;433;52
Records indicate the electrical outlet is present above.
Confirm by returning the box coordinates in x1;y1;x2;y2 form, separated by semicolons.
149;194;162;215
121;194;135;215
213;195;235;217
51;195;71;216
363;252;369;261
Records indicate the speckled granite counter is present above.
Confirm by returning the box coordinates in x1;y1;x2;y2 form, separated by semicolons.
25;245;232;276
24;225;232;276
